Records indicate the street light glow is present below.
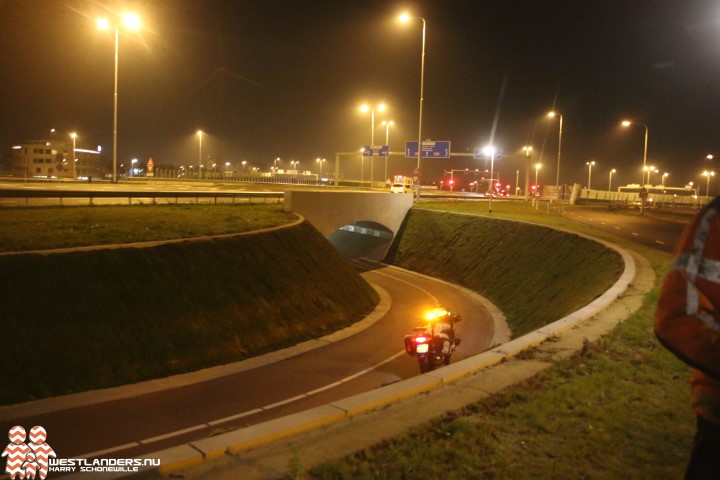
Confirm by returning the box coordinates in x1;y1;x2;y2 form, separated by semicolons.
621;120;631;127
97;18;110;30
122;13;141;30
399;13;410;23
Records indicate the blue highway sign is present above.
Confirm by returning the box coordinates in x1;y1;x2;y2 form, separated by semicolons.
405;141;451;158
362;145;389;157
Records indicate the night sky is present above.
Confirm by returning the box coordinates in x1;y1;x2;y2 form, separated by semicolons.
3;0;720;189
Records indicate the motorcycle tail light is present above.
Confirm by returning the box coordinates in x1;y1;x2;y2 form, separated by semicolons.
415;336;427;344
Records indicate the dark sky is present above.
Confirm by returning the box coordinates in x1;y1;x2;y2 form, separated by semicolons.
3;0;720;189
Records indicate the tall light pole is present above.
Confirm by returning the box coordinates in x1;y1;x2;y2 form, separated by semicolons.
535;163;542;186
483;145;497;213
586;161;596;190
382;120;394;182
621;120;649;185
645;165;658;186
196;130;203;179
523;146;533;200
316;157;326;177
609;168;616;192
274;157;280;169
97;13;141;183
69;132;77;180
399;12;426;191
360;103;386;186
661;172;669;188
547;111;563;196
704;170;716;198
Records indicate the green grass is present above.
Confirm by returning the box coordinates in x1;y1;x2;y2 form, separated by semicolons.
0;204;294;252
305;201;694;479
0;208;378;404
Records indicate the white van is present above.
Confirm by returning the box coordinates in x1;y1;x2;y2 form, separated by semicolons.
390;175;414;193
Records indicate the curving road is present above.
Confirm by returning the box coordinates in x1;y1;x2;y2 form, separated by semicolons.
0;262;499;462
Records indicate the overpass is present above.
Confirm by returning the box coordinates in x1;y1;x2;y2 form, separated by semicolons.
283;190;414;260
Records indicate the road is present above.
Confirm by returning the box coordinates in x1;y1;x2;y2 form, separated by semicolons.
563;208;691;253
0;262;499;462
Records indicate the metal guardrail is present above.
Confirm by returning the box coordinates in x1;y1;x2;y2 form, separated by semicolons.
0;189;284;207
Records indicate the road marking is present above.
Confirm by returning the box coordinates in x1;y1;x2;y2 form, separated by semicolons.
632;232;640;236
614;226;621;230
372;269;439;303
655;240;666;245
78;350;408;459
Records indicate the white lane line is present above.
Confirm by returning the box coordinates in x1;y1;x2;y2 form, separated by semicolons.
655;240;666;245
371;269;439;303
631;232;640;236
614;226;621;230
139;425;208;445
78;350;408;459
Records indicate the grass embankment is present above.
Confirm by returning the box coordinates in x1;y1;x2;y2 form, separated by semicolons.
0;204;378;405
385;208;623;336
308;201;694;479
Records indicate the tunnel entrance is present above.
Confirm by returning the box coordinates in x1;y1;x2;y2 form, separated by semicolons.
328;221;394;261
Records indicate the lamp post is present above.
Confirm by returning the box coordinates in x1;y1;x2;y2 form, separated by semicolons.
645;165;659;186
316;157;326;177
535;163;542;186
274;157;280;169
661;172;668;188
69;132;77;180
130;158;137;177
704;170;716;198
586;161;596;190
522;146;533;200
399;12;426;192
483;145;497;213
360;103;385;186
382;120;394;182
196;130;203;179
621;120;649;185
97;13;141;183
609;168;616;192
547;112;563;196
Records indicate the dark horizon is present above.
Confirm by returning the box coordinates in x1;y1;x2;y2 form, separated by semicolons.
3;0;720;190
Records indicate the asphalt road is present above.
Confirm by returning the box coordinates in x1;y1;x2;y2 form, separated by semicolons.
1;263;497;462
563;207;692;253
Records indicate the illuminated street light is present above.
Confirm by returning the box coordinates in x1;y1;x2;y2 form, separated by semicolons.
661;172;669;188
609;168;616;192
360;103;386;185
534;162;542;187
644;165;659;186
316;157;326;177
274;157;281;169
196;130;203;179
522;146;533;200
547;111;563;194
483;145;498;213
130;158;138;177
586;161;596;190
399;12;426;191
382;120;394;182
621;120;649;185
97;13;142;183
703;170;716;198
69;132;77;180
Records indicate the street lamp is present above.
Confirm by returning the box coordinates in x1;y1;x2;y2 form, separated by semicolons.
483;145;498;213
644;165;659;186
547;111;563;195
130;158;138;177
661;172;669;188
523;146;533;200
316;157;326;177
399;12;426;190
69;132;77;180
274;157;280;169
382;120;394;182
621;120;649;186
703;170;716;198
586;161;596;190
609;168;616;192
360;103;386;185
97;13;141;183
534;162;542;186
196;130;203;179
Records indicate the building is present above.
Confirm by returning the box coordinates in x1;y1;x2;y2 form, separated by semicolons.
10;139;106;180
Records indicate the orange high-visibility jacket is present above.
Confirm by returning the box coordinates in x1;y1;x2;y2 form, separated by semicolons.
655;196;720;423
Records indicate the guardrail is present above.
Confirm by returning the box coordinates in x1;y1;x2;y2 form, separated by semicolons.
0;189;284;207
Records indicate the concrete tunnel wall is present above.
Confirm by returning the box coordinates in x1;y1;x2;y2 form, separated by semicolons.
283;191;414;259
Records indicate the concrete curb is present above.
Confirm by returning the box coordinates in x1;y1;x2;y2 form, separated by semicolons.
94;232;638;479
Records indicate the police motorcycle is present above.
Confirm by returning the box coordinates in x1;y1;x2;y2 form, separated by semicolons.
404;307;462;373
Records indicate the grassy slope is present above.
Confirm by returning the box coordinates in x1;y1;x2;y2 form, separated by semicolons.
308;202;693;479
385;208;623;337
0;213;378;405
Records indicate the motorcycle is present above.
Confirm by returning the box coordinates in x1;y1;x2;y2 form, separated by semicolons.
404;307;461;373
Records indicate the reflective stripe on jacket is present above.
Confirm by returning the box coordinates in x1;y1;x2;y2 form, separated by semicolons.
655;196;720;423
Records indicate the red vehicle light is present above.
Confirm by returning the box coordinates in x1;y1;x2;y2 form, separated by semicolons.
415;335;428;344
